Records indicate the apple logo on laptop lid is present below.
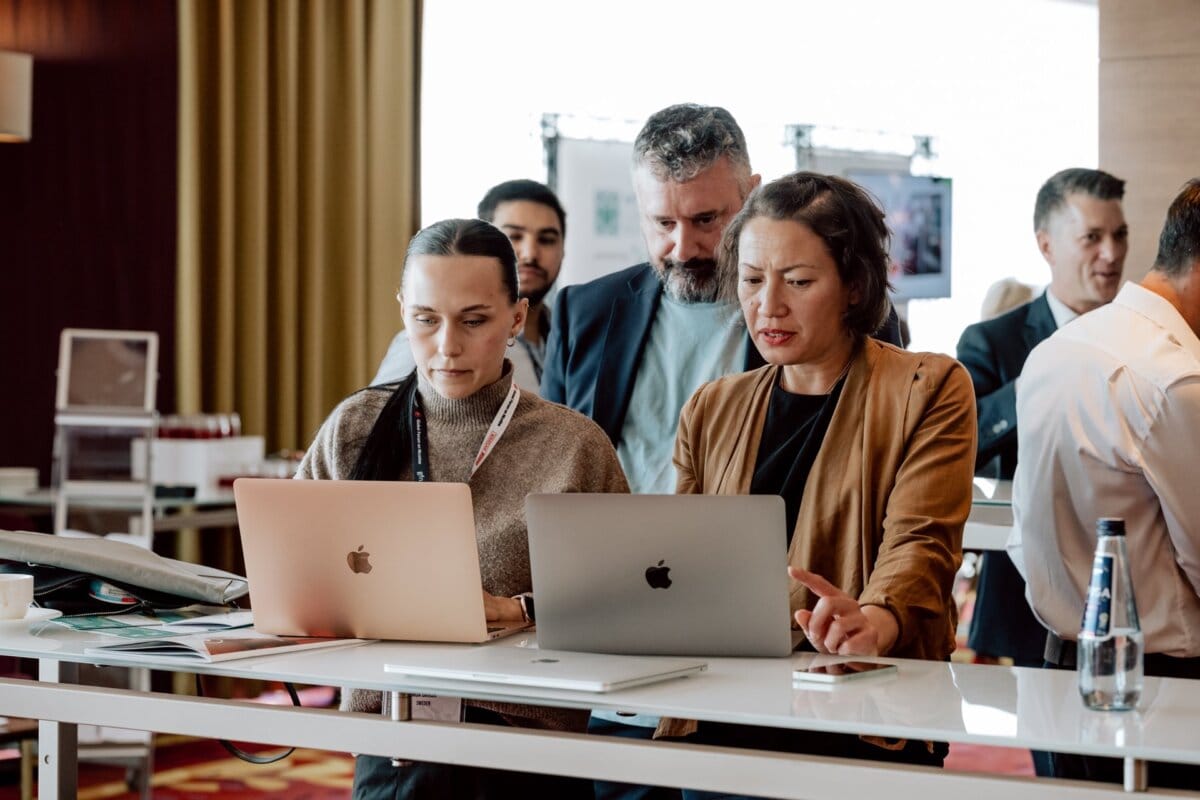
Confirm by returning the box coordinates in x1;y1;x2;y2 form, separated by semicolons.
645;560;672;589
347;545;373;575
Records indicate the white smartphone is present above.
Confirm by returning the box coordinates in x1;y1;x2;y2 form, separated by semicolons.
792;661;897;684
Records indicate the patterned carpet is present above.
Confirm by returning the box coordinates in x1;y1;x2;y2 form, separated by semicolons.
0;731;1030;799
946;742;1035;776
0;738;355;800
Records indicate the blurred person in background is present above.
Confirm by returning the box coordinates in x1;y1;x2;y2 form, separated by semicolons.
374;180;566;390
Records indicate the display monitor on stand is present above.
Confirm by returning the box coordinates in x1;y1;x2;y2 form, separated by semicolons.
846;171;953;303
787;125;953;339
542;112;647;290
55;329;158;416
51;329;160;539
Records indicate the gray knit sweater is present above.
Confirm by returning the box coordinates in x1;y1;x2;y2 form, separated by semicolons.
296;366;629;730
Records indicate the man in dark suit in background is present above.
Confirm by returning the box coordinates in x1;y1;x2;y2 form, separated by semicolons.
957;168;1128;681
542;104;761;495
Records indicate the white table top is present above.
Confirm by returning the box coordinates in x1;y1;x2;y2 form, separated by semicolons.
970;478;1012;507
964;478;1013;551
3;623;1198;767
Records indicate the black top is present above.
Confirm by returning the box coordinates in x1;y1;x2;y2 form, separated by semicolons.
750;374;844;545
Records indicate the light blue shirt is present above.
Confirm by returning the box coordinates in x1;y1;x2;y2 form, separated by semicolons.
616;295;747;495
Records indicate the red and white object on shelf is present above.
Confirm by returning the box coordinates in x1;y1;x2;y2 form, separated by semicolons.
131;436;265;500
158;413;242;439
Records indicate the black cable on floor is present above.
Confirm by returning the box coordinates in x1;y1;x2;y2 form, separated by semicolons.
194;675;301;764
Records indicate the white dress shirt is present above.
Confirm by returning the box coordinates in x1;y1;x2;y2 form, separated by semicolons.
1043;287;1081;330
1008;282;1200;657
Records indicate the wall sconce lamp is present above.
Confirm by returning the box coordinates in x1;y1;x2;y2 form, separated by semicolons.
0;50;33;142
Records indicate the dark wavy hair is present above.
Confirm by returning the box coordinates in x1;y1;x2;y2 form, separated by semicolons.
1154;178;1200;277
717;172;892;337
352;218;518;481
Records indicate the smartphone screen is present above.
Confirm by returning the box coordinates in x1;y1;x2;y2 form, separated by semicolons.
792;661;897;683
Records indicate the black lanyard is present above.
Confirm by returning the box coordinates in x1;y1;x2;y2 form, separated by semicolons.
408;382;521;483
409;390;431;482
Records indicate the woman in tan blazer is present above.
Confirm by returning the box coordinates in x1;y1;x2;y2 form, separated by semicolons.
667;172;976;785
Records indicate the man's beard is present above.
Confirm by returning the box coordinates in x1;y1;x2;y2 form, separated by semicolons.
654;257;721;303
518;263;552;307
522;285;551;307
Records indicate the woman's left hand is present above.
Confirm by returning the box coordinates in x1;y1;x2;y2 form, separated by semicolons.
482;589;524;622
789;566;898;656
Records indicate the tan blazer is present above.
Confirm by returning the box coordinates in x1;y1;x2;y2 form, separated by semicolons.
675;337;975;659
657;339;976;739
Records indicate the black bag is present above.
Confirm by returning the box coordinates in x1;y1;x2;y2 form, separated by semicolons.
0;560;210;616
0;529;248;616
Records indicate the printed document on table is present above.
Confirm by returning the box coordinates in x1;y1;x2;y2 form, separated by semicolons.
84;631;368;663
52;606;253;639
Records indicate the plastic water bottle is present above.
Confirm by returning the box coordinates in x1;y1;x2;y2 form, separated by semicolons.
1078;517;1143;710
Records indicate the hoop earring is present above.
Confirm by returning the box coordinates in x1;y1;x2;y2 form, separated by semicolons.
506;337;516;347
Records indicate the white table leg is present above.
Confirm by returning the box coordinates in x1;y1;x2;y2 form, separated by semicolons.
388;691;412;767
38;659;78;800
1124;756;1148;792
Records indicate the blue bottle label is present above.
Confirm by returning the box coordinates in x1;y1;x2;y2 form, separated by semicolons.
1082;554;1113;637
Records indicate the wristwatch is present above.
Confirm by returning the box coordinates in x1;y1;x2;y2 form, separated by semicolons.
516;594;536;624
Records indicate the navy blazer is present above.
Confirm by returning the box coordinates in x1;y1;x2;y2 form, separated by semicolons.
541;262;902;446
955;292;1057;479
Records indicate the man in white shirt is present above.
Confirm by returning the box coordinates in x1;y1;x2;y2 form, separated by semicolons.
372;180;565;389
956;169;1127;688
1009;179;1200;788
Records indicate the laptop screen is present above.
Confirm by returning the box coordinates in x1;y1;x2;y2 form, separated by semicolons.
56;329;157;412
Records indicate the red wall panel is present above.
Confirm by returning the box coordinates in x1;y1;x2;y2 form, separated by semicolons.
0;0;177;485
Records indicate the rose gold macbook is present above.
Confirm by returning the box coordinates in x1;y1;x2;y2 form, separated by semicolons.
233;478;531;642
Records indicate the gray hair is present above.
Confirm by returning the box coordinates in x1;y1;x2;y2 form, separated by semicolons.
1154;178;1200;277
633;103;752;187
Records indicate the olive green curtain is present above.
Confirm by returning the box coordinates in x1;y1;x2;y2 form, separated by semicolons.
177;0;421;452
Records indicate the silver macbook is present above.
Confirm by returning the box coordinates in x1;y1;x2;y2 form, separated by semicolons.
385;645;706;693
234;478;531;642
526;494;793;657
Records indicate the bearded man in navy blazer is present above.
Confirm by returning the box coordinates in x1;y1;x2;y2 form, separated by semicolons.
957;169;1128;685
543;103;900;800
542;104;899;495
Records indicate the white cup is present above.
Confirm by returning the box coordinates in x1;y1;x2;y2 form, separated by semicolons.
0;575;34;620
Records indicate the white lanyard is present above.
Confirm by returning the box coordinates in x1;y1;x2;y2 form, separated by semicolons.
469;382;520;479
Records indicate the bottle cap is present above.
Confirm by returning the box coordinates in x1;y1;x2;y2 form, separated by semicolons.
1096;517;1126;536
